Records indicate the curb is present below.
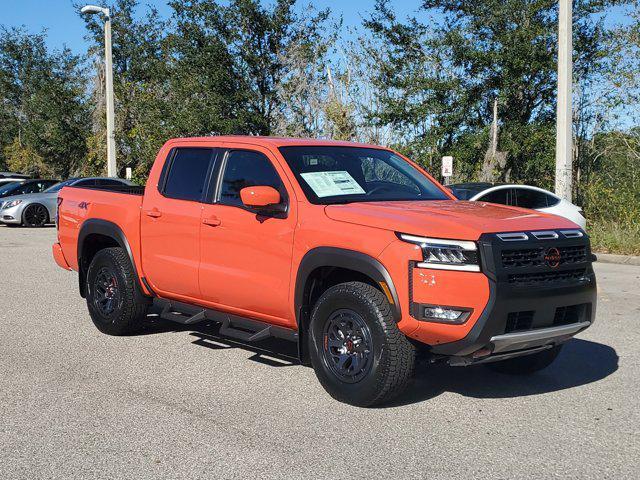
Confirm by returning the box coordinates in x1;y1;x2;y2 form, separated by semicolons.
595;253;640;266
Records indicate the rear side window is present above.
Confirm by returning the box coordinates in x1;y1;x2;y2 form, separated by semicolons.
513;188;553;209
97;179;127;186
219;150;286;207
74;179;98;187
480;189;509;205
163;148;215;202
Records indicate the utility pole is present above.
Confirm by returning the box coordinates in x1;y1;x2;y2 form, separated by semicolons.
81;5;117;177
104;14;116;177
555;0;572;201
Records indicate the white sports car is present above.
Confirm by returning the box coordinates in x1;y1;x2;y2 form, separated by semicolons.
449;183;587;229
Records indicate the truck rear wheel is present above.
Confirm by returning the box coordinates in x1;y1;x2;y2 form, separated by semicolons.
85;247;148;335
308;281;415;407
485;344;563;374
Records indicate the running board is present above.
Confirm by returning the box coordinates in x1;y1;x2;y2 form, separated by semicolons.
153;298;298;343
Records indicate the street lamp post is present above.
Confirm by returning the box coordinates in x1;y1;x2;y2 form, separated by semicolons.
81;5;117;178
555;0;572;201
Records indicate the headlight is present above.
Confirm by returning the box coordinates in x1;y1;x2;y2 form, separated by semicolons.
2;199;22;209
398;233;480;272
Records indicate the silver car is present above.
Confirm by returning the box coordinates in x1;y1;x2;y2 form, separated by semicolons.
0;177;134;227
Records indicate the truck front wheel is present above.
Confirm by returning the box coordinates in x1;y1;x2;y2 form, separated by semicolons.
485;344;563;374
85;247;148;335
308;281;415;407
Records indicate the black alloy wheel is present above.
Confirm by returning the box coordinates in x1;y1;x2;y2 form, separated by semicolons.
321;309;373;383
23;204;49;227
93;266;122;317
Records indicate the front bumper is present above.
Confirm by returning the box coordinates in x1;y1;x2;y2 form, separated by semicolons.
412;230;597;359
0;204;23;224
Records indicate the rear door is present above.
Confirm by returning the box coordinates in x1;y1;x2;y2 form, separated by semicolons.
141;147;220;298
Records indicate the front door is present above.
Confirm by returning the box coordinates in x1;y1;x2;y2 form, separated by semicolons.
199;147;296;325
141;147;218;298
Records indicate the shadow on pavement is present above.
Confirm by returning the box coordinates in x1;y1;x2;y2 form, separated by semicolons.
135;313;618;406
388;338;618;407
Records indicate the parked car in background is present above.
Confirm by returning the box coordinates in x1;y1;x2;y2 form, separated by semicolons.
0;179;59;199
0;172;30;181
1;177;134;227
449;183;587;229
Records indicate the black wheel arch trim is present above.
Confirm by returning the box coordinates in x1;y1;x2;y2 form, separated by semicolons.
77;219;148;298
294;247;401;327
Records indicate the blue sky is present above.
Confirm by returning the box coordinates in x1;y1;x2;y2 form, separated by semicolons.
0;0;421;54
1;0;632;55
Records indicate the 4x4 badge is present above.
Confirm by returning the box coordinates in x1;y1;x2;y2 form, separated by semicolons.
544;247;561;268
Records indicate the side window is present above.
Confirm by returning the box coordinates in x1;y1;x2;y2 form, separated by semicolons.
480;189;509;205
219;150;286;208
514;188;550;209
545;194;560;207
74;179;97;187
16;183;37;194
163;148;214;202
33;182;47;192
97;179;126;186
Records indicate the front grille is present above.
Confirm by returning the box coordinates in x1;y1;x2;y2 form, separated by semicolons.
501;248;543;267
501;245;587;268
505;311;534;333
558;245;587;264
508;268;588;286
554;304;588;326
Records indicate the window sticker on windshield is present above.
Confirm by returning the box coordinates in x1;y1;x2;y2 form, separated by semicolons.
300;171;366;198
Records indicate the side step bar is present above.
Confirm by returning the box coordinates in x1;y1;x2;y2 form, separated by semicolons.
153;298;299;344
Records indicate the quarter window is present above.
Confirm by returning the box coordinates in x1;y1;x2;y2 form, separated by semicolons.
513;189;551;209
163;148;215;202
219;150;286;208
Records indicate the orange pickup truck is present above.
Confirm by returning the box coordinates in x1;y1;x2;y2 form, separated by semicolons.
53;137;597;406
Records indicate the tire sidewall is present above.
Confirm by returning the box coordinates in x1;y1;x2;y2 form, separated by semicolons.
308;286;390;406
86;250;127;331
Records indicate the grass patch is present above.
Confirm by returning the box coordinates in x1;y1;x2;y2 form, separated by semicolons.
588;220;640;256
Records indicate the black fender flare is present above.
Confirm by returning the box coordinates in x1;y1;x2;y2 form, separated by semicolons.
294;247;401;327
77;219;143;298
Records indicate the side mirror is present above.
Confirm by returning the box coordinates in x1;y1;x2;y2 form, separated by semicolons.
240;186;281;209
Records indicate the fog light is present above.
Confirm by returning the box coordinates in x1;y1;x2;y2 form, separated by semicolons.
421;305;471;324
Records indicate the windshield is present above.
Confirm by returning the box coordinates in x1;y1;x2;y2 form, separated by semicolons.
278;146;448;205
0;182;20;195
44;179;77;193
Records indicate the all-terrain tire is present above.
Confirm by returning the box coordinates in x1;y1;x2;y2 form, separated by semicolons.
86;247;148;335
308;281;415;407
485;345;563;374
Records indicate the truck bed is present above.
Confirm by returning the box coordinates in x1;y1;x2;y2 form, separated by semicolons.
57;184;145;273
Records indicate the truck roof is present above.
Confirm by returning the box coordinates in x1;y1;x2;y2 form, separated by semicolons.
166;136;385;149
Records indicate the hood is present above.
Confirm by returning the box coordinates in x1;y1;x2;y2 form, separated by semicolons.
0;192;54;205
324;200;579;240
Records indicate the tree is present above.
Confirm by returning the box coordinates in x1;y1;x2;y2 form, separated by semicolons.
0;27;89;178
363;0;626;184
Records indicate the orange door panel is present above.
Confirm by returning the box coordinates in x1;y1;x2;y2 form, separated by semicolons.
198;147;297;325
141;198;203;297
140;147;218;298
199;204;296;322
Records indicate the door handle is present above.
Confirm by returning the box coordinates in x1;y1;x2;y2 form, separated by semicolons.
144;208;162;218
202;216;221;226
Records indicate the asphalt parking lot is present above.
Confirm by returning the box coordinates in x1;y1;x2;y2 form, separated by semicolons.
0;226;638;479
